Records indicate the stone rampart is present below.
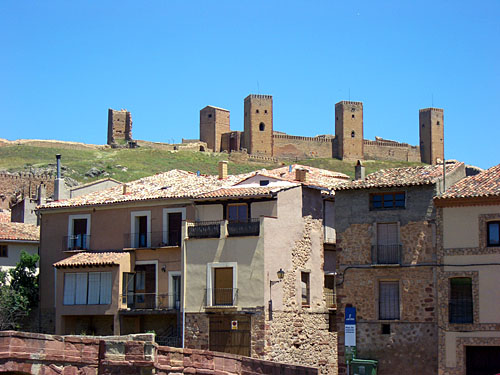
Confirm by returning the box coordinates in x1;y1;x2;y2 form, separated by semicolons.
0;331;318;375
0;173;54;209
363;140;421;162
273;134;333;159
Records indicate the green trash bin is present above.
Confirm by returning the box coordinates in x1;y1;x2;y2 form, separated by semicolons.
350;358;378;375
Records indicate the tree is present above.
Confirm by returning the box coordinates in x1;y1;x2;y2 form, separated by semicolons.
0;251;39;330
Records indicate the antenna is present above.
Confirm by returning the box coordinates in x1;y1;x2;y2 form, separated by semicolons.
432;93;434;107
349;88;351;101
257;81;260;95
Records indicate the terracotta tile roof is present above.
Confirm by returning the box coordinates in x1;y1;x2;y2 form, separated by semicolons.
39;169;253;209
437;164;500;200
262;164;350;190
0;222;40;242
53;251;130;268
336;162;464;190
195;186;294;200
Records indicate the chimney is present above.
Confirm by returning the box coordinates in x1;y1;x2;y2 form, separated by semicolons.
54;154;69;201
355;160;365;180
295;168;308;183
122;184;128;195
37;184;46;205
218;161;228;180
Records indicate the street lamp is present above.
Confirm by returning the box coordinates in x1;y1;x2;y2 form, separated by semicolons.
269;268;285;320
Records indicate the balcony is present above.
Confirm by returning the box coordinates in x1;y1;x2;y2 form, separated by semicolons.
325;291;337;309
63;235;90;251
124;231;182;249
205;288;238;307
187;221;222;239
227;218;260;237
121;293;180;310
371;244;402;264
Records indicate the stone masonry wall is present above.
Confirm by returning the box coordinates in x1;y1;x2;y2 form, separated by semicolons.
0;173;54;209
184;313;209;351
0;330;318;375
363;140;421;162
265;217;338;375
336;219;438;375
273;134;333;159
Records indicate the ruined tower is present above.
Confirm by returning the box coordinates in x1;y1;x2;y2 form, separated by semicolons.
419;108;444;165
107;109;132;145
199;106;230;152
243;94;273;156
334;101;364;160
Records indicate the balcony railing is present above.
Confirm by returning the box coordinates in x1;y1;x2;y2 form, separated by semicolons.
124;231;182;249
121;293;181;310
63;235;90;251
187;221;222;239
227;219;260;237
205;288;238;307
371;244;402;264
325;291;337;309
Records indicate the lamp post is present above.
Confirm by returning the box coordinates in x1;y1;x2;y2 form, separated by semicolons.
268;268;285;320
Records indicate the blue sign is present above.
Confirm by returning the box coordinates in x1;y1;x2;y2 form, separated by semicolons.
345;307;356;325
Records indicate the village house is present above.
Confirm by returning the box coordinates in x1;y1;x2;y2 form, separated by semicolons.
37;162;348;375
434;164;500;375
333;162;466;375
0;222;39;273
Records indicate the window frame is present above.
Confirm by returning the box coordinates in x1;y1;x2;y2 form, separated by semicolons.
487;221;500;247
67;214;91;250
449;277;473;324
0;244;7;258
168;271;181;310
227;203;249;222
130;211;151;248
378;280;400;320
63;271;112;306
370;192;406;210
301;271;311;307
206;262;237;307
162;208;186;247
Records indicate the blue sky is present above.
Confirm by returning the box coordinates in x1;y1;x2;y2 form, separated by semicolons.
1;1;498;169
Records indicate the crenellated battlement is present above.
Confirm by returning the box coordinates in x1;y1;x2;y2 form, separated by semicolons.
273;134;334;143
245;94;273;101
363;139;419;149
335;100;363;106
419;107;444;112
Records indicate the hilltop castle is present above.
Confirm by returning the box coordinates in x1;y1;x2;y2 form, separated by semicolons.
200;94;444;165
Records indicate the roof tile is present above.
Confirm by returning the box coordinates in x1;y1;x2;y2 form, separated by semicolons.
0;222;40;241
437;164;500;200
53;251;130;268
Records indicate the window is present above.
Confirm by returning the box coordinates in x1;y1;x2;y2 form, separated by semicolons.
256;109;259;114
437;121;440;125
379;281;399;320
169;271;181;309
259;180;269;186
351;131;355;138
301;272;310;306
207;262;237;307
487;221;500;246
163;208;186;247
227;204;248;222
208;114;212;118
63;272;112;305
352;114;355;119
122;262;157;308
264;109;268;114
68;214;91;250
0;245;7;257
259;122;265;131
131;211;151;248
449;278;473;323
370;192;405;210
375;223;400;264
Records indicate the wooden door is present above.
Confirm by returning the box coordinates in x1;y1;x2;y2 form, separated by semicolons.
209;315;250;356
214;267;233;306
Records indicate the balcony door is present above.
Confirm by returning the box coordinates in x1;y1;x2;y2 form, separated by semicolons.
377;223;399;263
134;264;156;308
168;213;182;246
214;267;233;306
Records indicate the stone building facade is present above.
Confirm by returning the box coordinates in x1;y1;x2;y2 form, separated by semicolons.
107;108;132;145
434;164;500;375
199;95;444;165
333;163;465;375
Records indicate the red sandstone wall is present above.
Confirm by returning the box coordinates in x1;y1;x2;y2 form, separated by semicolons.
273;135;333;159
0;331;318;375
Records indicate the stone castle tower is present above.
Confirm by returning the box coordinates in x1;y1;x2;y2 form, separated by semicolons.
419;108;444;165
107;109;132;145
243;94;273;156
199;106;230;152
334;101;364;160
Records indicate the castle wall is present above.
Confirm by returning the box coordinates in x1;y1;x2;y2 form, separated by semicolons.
363;140;421;162
0;173;54;210
273;134;334;159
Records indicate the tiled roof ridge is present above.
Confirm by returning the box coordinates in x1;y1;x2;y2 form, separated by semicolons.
0;222;40;241
437;163;500;200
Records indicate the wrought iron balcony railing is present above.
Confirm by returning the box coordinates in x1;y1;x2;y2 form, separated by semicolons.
371;244;402;264
227;218;260;237
63;234;90;251
187;221;222;239
121;292;181;310
205;288;238;307
124;231;182;249
325;291;337;309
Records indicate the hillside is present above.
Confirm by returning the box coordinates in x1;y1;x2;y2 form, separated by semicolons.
0;139;424;183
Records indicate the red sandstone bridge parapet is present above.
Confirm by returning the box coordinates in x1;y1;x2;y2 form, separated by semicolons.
0;331;318;375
